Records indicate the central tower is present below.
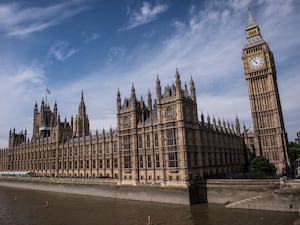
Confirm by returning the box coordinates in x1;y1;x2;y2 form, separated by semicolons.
242;9;289;173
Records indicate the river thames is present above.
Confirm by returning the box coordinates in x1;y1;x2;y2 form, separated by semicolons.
0;186;299;225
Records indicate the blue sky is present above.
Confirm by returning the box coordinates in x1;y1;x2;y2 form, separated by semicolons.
0;0;299;147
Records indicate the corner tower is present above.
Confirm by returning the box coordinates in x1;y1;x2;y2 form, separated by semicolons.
73;91;90;137
242;8;289;173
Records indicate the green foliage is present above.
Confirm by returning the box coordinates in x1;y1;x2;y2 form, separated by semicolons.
248;156;276;175
288;142;300;160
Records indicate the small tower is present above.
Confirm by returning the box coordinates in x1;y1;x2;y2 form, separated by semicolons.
190;76;196;102
131;83;136;108
147;89;152;112
73;91;90;137
235;115;240;135
117;88;121;112
156;75;161;102
175;68;182;97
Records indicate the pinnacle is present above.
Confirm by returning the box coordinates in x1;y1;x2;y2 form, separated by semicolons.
247;6;257;28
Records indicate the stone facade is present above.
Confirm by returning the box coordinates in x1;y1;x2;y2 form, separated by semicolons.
242;9;290;173
0;71;246;187
0;9;291;184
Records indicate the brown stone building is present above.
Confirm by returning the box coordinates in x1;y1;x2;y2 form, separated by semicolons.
0;70;246;187
242;9;290;173
0;9;291;183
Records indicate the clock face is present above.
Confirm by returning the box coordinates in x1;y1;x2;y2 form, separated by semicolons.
248;55;264;70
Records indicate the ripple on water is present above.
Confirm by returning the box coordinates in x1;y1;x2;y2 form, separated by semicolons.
0;186;298;225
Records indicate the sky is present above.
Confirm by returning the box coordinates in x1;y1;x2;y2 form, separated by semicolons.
0;0;299;148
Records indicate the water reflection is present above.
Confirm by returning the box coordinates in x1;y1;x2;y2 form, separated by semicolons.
0;186;298;225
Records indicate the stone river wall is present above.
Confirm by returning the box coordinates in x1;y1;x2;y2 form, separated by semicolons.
0;177;299;212
0;177;190;205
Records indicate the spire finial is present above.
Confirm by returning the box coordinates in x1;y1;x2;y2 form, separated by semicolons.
247;5;257;28
175;67;180;79
81;90;84;101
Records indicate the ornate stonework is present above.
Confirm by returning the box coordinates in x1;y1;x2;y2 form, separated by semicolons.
242;9;290;173
0;9;291;183
0;70;246;187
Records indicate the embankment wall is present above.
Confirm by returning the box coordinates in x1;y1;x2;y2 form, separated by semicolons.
0;177;190;205
205;179;279;204
1;177;299;212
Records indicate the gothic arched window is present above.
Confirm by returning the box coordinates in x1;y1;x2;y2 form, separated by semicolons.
166;107;173;118
123;117;129;128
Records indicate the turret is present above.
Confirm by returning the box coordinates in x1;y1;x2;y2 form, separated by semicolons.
140;96;144;109
54;101;58;114
156;75;161;101
71;115;74;129
184;83;188;98
235;114;241;135
212;115;216;129
131;83;136;107
175;68;182;97
41;99;44;109
78;91;86;116
147;89;152;112
190;76;196;102
117;88;121;111
207;114;210;125
34;101;38;113
102;128;105;138
73;92;90;137
201;111;204;125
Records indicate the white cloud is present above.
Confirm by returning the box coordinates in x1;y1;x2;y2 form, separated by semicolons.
111;0;300;141
106;47;127;64
0;2;89;38
124;2;169;30
84;33;100;43
48;41;79;61
0;64;46;147
0;0;299;148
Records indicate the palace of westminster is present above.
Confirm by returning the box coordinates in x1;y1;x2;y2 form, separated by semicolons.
0;10;290;186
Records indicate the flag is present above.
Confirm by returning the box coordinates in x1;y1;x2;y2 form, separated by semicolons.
46;88;51;95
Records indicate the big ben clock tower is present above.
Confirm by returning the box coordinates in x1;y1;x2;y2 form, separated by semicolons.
242;8;290;173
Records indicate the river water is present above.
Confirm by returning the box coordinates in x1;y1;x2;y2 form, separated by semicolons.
0;186;299;225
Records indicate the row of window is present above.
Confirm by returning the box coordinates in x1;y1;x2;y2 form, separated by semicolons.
11;159;119;170
11;142;118;155
124;129;176;150
125;152;178;169
245;44;262;54
122;107;174;128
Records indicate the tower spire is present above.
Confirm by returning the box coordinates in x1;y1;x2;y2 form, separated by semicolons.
190;76;196;102
247;6;257;29
117;88;121;111
156;75;161;100
175;68;182;97
78;91;86;116
74;91;90;137
244;7;264;48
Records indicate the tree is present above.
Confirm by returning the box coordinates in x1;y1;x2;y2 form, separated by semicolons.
289;142;300;161
248;156;276;175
